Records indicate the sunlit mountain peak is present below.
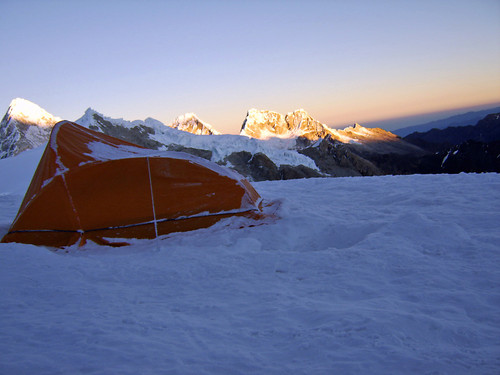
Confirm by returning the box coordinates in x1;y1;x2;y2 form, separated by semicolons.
6;98;61;128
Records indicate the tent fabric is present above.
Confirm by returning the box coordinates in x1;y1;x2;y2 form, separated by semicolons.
2;121;263;247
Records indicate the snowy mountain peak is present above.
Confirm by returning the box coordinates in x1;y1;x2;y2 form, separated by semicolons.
284;109;329;138
326;123;402;149
290;108;308;115
339;123;399;141
83;107;97;116
239;108;406;147
5;98;61;128
76;107;101;127
144;117;165;128
240;108;331;140
0;98;61;159
169;113;220;135
240;109;289;139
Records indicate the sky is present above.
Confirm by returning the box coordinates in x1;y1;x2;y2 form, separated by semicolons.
0;0;499;134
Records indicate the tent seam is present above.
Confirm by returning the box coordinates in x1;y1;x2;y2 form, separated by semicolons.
60;173;83;231
146;157;159;238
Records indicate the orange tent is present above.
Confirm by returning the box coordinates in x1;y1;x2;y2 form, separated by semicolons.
1;121;263;247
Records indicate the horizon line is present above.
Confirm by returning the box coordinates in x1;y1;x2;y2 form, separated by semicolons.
332;101;500;131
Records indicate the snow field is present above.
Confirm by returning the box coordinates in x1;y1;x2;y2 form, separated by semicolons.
0;148;499;374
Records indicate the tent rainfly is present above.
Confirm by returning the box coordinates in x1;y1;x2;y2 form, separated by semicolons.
1;121;263;247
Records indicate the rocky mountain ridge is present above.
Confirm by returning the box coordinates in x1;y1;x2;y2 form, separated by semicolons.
2;98;498;179
0;100;323;180
240;108;423;155
241;108;396;142
1;100;221;160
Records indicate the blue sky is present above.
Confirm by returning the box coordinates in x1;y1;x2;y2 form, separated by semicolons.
1;0;499;133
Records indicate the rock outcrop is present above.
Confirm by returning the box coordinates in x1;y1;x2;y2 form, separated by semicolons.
299;137;381;177
223;150;322;181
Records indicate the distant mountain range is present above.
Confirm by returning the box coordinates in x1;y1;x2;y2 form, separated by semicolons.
393;106;500;137
404;113;500;151
399;113;500;174
1;98;499;179
0;99;218;159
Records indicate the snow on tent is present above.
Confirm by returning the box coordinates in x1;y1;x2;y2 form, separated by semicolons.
1;121;264;248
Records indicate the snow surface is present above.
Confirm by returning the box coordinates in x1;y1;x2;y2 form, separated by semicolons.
1;150;499;374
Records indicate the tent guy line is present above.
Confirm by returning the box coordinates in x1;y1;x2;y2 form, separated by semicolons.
5;208;263;235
